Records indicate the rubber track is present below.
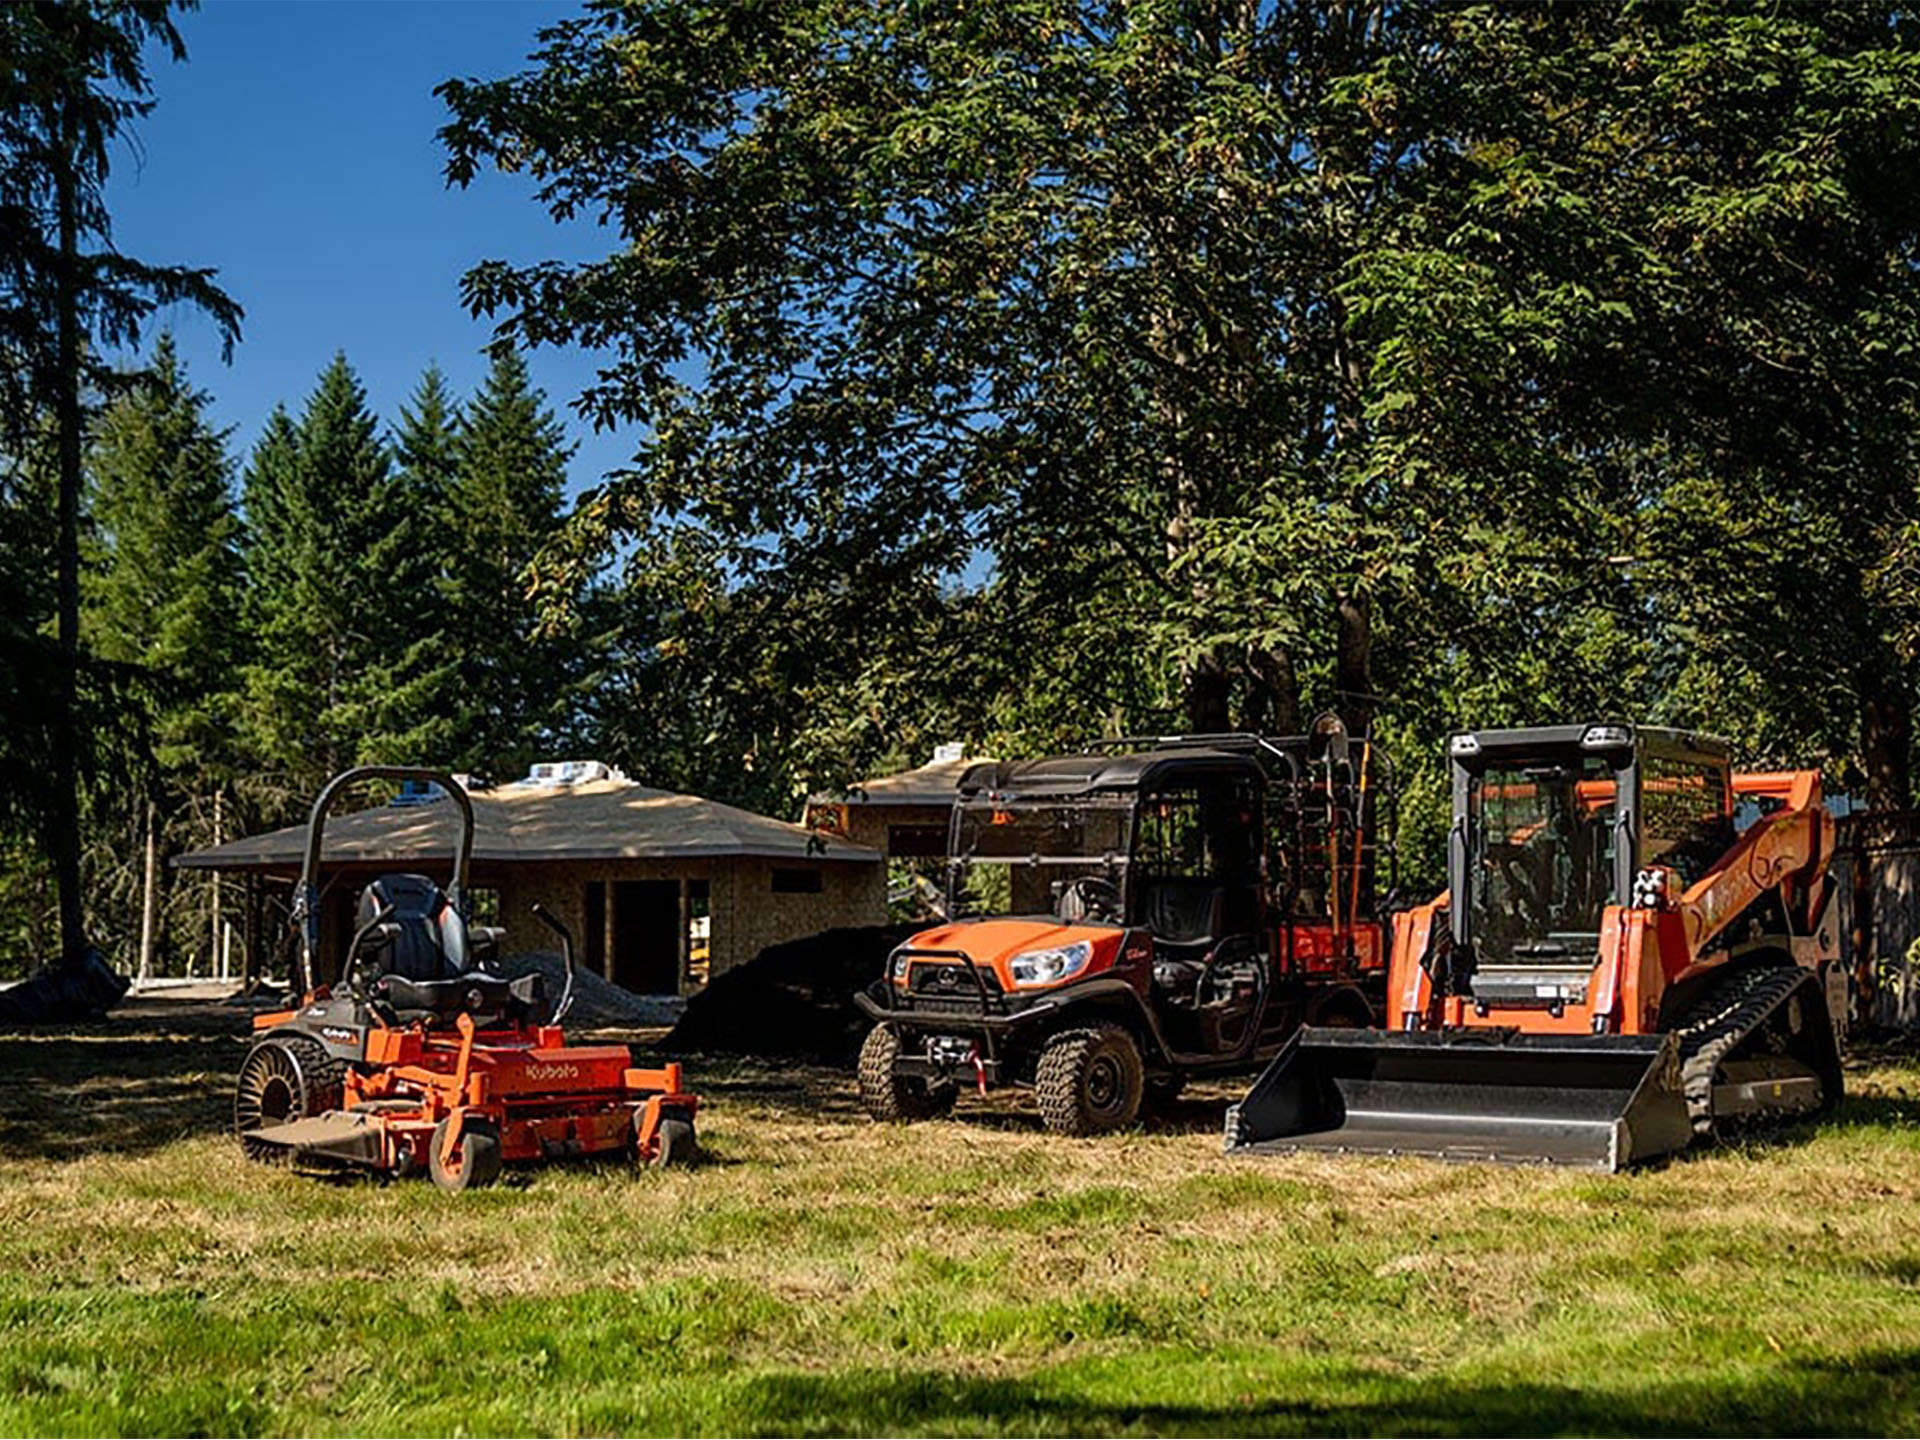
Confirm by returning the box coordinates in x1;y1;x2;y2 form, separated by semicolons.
1674;966;1822;1139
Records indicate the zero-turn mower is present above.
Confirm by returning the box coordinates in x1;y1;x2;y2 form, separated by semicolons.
234;766;699;1190
1228;723;1846;1171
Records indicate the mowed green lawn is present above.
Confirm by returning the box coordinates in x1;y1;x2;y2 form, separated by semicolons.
1;999;1917;1437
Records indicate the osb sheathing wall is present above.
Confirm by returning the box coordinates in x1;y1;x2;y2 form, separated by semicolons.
493;857;885;994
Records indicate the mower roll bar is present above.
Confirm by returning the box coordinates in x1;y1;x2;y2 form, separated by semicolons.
292;766;475;998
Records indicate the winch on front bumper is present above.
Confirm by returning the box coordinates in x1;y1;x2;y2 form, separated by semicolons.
853;946;1067;1086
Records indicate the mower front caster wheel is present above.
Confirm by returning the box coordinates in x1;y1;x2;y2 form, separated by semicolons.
646;1111;698;1169
429;1117;503;1192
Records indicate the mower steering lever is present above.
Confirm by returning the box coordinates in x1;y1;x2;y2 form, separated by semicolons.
530;904;579;1025
345;904;399;1000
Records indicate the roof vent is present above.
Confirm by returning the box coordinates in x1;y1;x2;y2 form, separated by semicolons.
389;778;445;808
522;759;620;788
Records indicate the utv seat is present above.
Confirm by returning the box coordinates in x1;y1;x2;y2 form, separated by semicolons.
353;874;538;1025
1139;876;1225;954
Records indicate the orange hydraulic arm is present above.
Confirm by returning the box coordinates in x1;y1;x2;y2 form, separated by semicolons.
1673;770;1833;963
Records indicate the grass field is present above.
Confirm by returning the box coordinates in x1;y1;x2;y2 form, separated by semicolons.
1;999;1917;1436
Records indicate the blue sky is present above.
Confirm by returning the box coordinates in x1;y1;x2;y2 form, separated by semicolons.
108;0;628;494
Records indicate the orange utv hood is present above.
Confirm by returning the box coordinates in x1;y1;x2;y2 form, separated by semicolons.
900;917;1124;991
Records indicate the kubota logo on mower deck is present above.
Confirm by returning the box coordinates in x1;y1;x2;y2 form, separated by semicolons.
523;1063;580;1081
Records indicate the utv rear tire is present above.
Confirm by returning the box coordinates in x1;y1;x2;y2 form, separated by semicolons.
1036;1025;1144;1136
234;1034;345;1163
858;1024;958;1122
429;1116;503;1192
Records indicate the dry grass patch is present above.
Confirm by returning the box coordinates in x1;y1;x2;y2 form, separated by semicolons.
0;1003;1917;1434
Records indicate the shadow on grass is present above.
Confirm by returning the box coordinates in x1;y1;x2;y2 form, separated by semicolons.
0;999;247;1161
728;1350;1920;1436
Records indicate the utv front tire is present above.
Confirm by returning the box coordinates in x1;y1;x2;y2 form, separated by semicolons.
858;1024;958;1122
1036;1025;1144;1135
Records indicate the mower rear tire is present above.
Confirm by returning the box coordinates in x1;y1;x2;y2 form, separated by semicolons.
234;1034;345;1163
1035;1024;1144;1136
652;1113;698;1169
858;1024;959;1123
429;1116;502;1192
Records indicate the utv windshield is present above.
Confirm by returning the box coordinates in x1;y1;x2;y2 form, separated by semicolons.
949;798;1131;918
1467;758;1618;966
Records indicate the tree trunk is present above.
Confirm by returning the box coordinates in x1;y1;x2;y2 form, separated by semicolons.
49;101;86;969
1334;590;1374;736
137;803;158;983
1861;669;1913;812
1239;644;1302;735
209;787;223;977
1183;645;1233;734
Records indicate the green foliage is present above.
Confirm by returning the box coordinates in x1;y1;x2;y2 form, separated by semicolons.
238;355;453;816
84;335;241;781
437;348;583;780
440;1;1920;844
0;0;240;963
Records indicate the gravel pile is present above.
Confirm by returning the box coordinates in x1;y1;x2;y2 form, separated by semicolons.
496;950;685;1029
665;924;914;1061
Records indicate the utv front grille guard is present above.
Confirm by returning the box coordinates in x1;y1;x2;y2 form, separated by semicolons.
863;946;1013;1070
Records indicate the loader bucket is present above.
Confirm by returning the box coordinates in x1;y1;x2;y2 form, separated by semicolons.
1224;1026;1694;1172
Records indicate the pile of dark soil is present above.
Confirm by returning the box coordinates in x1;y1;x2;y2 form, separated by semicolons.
666;925;914;1061
0;951;129;1024
495;950;685;1029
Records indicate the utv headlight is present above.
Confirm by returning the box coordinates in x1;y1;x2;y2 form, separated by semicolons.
1009;940;1093;988
890;953;910;983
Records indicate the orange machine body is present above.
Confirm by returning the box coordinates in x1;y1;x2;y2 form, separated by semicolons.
1389;769;1839;1038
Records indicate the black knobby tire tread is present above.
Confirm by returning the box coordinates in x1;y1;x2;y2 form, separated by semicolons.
1034;1023;1144;1136
857;1024;957;1123
1674;965;1823;1140
234;1033;346;1163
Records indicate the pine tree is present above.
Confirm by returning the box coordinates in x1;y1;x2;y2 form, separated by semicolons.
84;334;241;974
0;1;240;967
86;335;240;775
394;365;461;512
240;354;452;806
441;348;575;779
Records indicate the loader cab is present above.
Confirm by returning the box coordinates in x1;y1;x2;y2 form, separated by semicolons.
1447;724;1733;1005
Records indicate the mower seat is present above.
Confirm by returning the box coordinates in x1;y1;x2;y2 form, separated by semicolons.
354;874;526;1026
373;971;545;1025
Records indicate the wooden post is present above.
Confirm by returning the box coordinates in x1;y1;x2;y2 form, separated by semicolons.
677;878;691;996
137;801;158;983
209;788;224;979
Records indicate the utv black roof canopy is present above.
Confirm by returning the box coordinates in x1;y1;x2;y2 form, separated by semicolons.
957;735;1306;801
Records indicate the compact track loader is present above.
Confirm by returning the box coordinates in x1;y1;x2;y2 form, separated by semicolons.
235;766;699;1189
1227;724;1845;1171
